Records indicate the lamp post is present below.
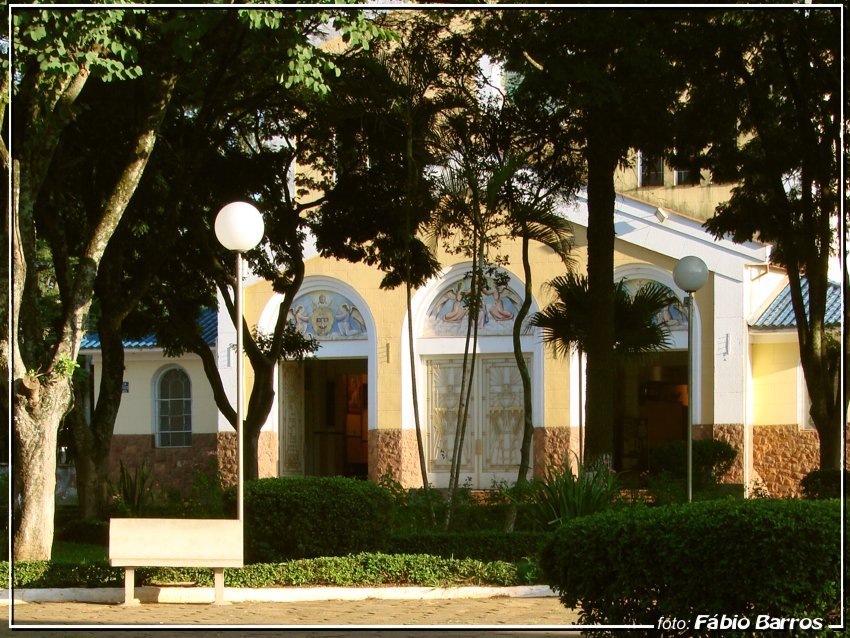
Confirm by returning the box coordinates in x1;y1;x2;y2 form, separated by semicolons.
215;202;264;522
673;255;708;503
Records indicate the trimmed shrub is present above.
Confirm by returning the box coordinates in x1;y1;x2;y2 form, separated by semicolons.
225;553;537;588
6;561;123;588
4;553;538;589
386;531;546;563
648;438;737;487
236;476;394;562
540;499;841;637
800;469;850;500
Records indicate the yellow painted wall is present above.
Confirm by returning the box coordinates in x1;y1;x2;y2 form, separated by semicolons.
750;341;800;425
242;222;718;431
92;353;219;436
614;154;734;222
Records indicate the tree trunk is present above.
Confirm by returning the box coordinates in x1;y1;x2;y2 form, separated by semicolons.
13;378;70;561
817;426;841;471
69;320;126;520
506;232;535;532
11;65;177;562
787;264;841;471
244;429;260;484
244;360;276;481
404;118;432;502
582;138;618;466
408;280;432;496
445;232;482;530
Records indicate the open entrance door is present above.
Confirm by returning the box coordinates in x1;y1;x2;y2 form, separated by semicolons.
303;359;368;479
615;351;688;474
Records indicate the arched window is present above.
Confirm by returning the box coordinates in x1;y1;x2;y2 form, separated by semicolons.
155;367;192;448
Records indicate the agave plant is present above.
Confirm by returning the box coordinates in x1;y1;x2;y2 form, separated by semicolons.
528;458;620;529
113;460;153;516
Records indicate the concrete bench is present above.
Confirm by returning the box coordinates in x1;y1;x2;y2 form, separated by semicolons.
109;518;243;605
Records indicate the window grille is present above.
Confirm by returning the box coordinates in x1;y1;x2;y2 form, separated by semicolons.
157;368;192;447
640;154;664;187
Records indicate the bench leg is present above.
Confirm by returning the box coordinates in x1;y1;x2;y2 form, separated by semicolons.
122;568;140;606
213;568;229;605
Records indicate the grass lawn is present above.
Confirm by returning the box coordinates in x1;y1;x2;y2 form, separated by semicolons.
51;541;108;564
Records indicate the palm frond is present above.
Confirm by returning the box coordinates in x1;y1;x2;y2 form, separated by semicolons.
531;274;675;359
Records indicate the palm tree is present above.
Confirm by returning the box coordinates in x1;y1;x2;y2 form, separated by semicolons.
508;205;573;487
531;274;677;463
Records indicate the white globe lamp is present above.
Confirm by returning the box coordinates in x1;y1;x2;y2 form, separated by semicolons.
215;201;264;252
673;255;708;294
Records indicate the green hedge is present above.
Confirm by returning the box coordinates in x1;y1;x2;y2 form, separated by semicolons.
648;438;737;487
233;476;394;562
3;553;538;588
387;531;547;563
541;499;841;637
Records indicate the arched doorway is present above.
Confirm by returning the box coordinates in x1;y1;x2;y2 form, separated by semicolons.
613;265;702;474
259;278;376;479
405;264;543;489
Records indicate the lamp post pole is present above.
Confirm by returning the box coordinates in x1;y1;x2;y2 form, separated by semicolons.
673;256;708;503
215;202;264;523
235;249;245;522
685;291;695;503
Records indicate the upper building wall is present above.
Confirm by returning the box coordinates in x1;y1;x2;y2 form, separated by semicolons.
614;151;735;222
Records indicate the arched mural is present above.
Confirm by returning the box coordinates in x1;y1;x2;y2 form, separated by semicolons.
621;278;688;330
423;274;531;337
287;290;368;340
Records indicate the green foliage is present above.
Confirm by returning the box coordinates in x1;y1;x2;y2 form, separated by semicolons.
387;531;545;564
111;460;153;516
251;325;318;362
531;274;677;358
53;353;80;379
225;553;533;588
642;474;744;507
648;438;737;487
801;469;849;500
540;499;841;636
643;438;741;506
7;560;123;588
380;475;536;533
183;457;228;518
13;9;143;83
4;553;537;589
235;476;394;562
527;461;620;529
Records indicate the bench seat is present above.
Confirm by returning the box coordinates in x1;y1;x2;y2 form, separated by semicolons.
109;518;243;605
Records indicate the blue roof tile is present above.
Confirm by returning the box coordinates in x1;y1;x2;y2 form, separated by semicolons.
80;308;217;349
750;279;841;330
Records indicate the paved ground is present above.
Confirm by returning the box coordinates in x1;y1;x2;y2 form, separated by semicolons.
3;597;583;637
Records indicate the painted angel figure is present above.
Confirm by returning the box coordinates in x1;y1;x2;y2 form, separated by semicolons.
433;282;468;323
338;303;366;335
483;281;518;321
289;304;310;335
